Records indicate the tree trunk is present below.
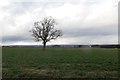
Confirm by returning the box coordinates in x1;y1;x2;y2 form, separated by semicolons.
43;41;46;51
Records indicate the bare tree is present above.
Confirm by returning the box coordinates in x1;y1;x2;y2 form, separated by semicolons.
30;17;62;50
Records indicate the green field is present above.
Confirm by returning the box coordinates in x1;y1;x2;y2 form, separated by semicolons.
2;47;118;78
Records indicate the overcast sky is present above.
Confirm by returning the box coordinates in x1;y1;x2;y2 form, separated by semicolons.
0;0;119;45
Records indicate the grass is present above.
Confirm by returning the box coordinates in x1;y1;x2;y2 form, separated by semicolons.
2;47;118;78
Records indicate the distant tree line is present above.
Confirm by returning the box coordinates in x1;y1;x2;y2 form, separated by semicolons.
3;44;120;48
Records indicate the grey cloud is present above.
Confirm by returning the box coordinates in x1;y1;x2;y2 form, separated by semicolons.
2;2;34;16
2;25;117;44
1;0;118;45
2;35;32;43
2;1;65;16
63;26;117;37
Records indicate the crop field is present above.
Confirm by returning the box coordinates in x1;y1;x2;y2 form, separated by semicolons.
2;47;118;78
